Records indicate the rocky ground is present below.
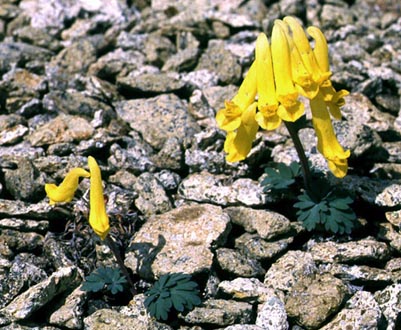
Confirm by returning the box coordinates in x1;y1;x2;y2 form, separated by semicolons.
0;0;401;329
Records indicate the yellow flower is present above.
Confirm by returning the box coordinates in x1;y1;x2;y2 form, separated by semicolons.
271;20;304;122
224;102;258;162
45;168;90;205
254;32;281;130
216;61;257;132
88;156;110;240
310;92;350;178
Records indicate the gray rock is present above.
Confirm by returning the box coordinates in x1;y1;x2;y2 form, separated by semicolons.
181;69;219;91
117;72;185;94
320;4;355;29
13;26;61;52
181;299;253;326
3;158;46;202
256;294;288;330
43;90;111;118
108;139;155;175
0;114;28;145
49;39;96;74
143;32;176;67
225;207;292;240
0;218;48;233
308;238;391;264
322;263;393;285
118;294;173;329
178;172;268;206
154;170;181;191
48;286;87;329
115;94;200;150
0;230;43;255
221;325;262;330
1;69;47;113
152;136;183;171
196;40;242;85
375;183;401;207
0;199;54;220
218;277;277;303
377;223;401;255
133;172;172;216
374;283;401;330
162;47;200;72
84;306;172;330
125;204;230;279
264;251;317;293
216;248;265;278
285;273;347;329
88;48;145;80
0;253;48;309
27;114;94;147
0;42;52;75
320;291;381;330
2;266;80;320
235;233;292;261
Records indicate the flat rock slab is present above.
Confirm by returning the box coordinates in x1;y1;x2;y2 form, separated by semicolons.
125;204;231;279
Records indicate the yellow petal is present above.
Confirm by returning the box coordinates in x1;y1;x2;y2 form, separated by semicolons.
255;32;278;109
310;92;350;178
320;83;349;119
306;26;332;79
45;168;90;205
224;103;258;162
216;100;242;131
216;62;257;132
232;61;258;110
255;110;281;130
271;21;297;100
88;156;110;240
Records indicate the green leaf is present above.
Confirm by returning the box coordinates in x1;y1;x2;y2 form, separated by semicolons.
145;273;201;321
81;267;127;295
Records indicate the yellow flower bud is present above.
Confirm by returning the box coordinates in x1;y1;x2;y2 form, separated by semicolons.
45;168;90;205
88;156;110;240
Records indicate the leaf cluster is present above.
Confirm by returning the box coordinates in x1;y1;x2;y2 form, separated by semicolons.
81;266;127;295
261;162;301;192
294;184;356;234
144;273;201;321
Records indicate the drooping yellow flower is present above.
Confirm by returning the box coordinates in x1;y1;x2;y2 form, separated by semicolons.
254;32;281;130
45;168;90;205
271;20;304;122
88;156;110;240
310;92;350;178
216;61;258;132
224;102;258;162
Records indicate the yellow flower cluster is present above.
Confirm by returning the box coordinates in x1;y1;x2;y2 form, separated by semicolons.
45;156;110;240
216;16;350;178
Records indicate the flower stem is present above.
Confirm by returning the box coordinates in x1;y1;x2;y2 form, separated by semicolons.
284;120;312;193
105;236;137;296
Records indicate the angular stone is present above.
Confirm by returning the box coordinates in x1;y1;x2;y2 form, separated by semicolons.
48;286;87;329
181;299;253;326
374;284;401;330
308;238;391;264
0;218;48;233
27;114;94;147
216;248;265;278
285;274;347;329
125;204;230;279
225;207;292;240
256;294;288;330
218;277;276;303
376;183;401;207
115;94;200;150
235;233;292;261
320;291;381;330
2;267;80;320
264;251;317;293
133;172;172;216
178;172;268;206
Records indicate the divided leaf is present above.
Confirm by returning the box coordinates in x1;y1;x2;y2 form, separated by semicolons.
144;273;201;321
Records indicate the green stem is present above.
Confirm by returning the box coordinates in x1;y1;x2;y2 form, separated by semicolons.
284;120;312;193
105;236;137;296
